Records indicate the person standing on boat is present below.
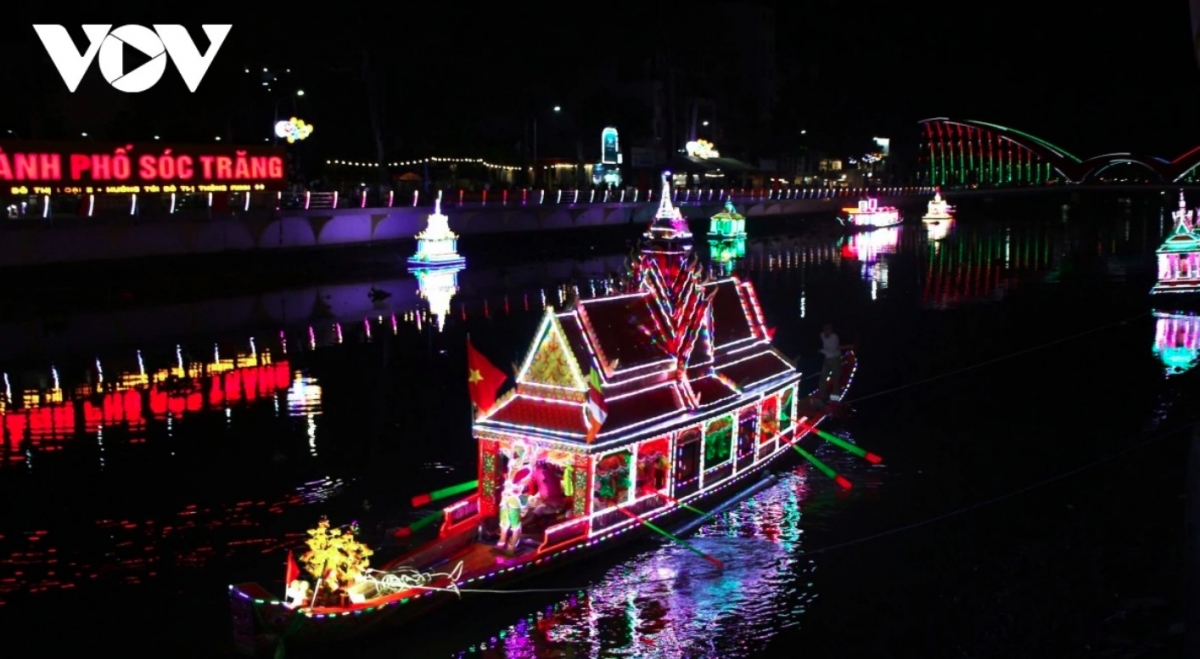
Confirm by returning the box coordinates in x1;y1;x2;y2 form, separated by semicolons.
497;480;530;552
818;324;849;402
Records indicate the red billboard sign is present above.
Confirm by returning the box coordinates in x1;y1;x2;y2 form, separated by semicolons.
0;141;287;195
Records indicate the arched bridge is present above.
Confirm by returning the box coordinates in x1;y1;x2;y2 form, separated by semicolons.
919;118;1200;185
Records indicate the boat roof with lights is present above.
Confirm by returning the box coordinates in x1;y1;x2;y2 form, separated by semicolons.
1159;200;1200;254
475;180;797;452
1156;219;1200;253
710;200;744;220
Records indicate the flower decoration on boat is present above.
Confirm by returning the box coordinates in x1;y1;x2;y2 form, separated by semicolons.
299;517;373;599
274;117;314;143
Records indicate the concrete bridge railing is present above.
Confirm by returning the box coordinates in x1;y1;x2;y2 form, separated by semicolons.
0;189;935;269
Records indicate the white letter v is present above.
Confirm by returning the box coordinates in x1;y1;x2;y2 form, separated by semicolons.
155;25;232;92
33;25;110;92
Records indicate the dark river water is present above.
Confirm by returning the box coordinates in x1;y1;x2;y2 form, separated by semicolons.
0;191;1193;658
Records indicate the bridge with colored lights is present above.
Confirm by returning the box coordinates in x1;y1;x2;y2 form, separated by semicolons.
919;118;1200;186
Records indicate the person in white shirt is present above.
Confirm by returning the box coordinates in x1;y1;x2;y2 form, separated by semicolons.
817;324;849;401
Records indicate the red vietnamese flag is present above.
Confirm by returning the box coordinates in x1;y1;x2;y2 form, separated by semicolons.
285;550;300;586
467;338;507;413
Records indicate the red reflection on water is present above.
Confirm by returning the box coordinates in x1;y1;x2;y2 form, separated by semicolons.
1;359;291;456
0;355;306;603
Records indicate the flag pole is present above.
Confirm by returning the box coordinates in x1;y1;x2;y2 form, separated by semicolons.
466;333;475;426
309;558;326;608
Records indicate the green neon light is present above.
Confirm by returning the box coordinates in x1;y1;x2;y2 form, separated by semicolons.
968;120;1083;163
428;480;478;503
409;509;444;532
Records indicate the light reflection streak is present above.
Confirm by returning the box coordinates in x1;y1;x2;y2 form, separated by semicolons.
451;471;818;658
1152;310;1200;377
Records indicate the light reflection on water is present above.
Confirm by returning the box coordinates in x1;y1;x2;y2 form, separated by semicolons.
0;340;332;604
449;471;821;659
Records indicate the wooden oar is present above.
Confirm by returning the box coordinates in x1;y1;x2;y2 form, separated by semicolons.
411;480;478;507
617;506;724;568
392;509;445;539
656;491;719;526
789;443;852;490
796;422;882;464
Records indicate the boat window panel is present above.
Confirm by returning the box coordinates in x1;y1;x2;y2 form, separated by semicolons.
759;396;779;443
703;415;734;469
593;449;632;511
738;405;759;454
674;427;702;488
636;437;670;497
780;386;795;430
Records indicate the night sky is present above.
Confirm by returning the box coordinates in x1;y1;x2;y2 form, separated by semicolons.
1;1;1197;164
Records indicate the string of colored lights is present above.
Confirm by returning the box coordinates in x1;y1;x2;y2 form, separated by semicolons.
841;311;1150;405
326;157;519;170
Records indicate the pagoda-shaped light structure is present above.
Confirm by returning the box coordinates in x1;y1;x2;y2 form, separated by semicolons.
635;173;695;282
1151;190;1200;295
1172;189;1195;229
408;192;466;268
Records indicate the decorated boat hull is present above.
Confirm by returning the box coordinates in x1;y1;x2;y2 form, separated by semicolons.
404;254;467;269
230;355;858;656
841;197;901;231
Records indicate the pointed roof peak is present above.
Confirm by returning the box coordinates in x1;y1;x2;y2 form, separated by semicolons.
656;173;676;220
434;190;443;216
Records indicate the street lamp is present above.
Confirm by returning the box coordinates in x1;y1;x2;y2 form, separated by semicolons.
296;89;304;97
532;105;565;186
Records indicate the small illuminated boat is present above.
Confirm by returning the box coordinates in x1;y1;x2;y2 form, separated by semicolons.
708;200;746;240
1150;190;1200;297
230;178;862;655
406;196;466;268
921;189;954;222
839;197;900;230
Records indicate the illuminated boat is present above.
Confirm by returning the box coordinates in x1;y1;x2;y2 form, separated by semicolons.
406;195;466;268
839;197;900;230
1152;310;1200;376
708;200;746;240
229;178;858;654
1150;191;1200;297
921;189;954;222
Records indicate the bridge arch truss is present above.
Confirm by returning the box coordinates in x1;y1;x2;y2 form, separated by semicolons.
920;118;1200;185
919;118;1082;186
